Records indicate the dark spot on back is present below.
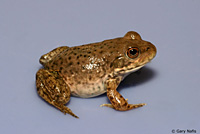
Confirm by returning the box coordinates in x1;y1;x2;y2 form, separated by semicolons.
68;56;71;60
89;75;92;80
58;56;62;60
53;62;58;66
99;51;103;54
68;62;73;66
70;70;73;74
74;70;78;74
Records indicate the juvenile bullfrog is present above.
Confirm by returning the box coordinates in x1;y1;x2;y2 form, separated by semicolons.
36;31;156;118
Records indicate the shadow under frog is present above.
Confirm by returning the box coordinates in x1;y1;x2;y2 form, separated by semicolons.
35;31;157;118
95;66;157;100
119;67;157;89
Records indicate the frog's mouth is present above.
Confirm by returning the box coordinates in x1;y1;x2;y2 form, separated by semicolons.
129;65;144;72
114;64;145;76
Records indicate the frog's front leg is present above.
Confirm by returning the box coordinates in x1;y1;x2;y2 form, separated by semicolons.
36;69;78;118
101;78;146;111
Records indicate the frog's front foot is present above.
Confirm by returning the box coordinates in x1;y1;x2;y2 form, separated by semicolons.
100;103;146;110
36;69;79;118
101;78;146;111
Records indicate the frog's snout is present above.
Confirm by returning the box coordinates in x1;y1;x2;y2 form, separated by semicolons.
151;44;157;58
146;43;157;59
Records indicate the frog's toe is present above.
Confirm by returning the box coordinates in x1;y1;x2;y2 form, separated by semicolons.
59;104;79;118
126;103;146;110
100;104;114;109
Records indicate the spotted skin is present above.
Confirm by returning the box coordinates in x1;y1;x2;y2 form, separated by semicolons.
36;31;157;118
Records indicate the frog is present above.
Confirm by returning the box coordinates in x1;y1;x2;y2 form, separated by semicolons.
36;31;157;118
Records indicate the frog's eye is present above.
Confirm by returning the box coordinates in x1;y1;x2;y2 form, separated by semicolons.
127;47;139;59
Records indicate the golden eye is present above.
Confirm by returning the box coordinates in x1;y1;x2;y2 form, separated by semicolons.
127;47;139;59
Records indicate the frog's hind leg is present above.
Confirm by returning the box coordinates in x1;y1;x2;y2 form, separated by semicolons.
40;46;69;66
101;78;146;111
36;69;79;118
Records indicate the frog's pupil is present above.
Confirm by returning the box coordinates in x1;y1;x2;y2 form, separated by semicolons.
130;48;137;55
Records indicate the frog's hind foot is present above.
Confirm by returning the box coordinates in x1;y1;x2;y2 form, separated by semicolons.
36;69;79;118
53;101;79;118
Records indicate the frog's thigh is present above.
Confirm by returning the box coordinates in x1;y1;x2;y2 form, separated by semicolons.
101;78;146;111
36;69;78;118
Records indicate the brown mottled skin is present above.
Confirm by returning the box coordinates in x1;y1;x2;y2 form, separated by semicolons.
36;31;157;118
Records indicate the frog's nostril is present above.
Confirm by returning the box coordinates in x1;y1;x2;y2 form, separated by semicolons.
146;47;150;51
